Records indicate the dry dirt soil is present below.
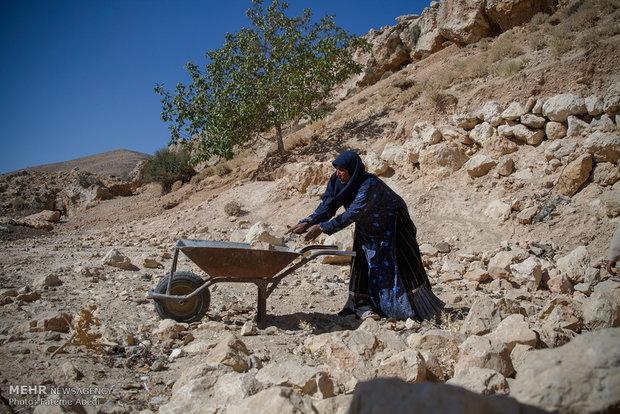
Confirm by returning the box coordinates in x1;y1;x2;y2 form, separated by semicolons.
0;4;619;413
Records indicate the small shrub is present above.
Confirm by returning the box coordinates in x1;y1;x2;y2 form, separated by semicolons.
427;91;458;113
495;59;524;77
224;201;242;216
460;55;491;80
563;0;584;17
391;77;415;91
144;148;195;193
549;34;574;57
11;196;27;210
214;163;231;177
489;34;524;62
407;25;422;46
530;12;549;26
357;97;368;105
380;70;393;81
190;174;203;185
395;44;407;54
364;66;375;75
528;34;547;51
570;5;599;29
396;84;422;105
477;37;491;51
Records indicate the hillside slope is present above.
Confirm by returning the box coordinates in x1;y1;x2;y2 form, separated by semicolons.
0;1;619;413
26;148;151;177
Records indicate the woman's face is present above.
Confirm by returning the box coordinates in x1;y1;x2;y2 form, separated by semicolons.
335;166;350;185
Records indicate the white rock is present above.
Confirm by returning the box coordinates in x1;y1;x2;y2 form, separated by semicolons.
542;93;587;122
245;222;283;247
501;102;525;121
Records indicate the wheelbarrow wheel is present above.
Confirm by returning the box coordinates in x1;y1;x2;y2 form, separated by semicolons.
153;271;210;323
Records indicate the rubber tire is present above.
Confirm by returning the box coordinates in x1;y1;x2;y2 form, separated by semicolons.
153;271;210;323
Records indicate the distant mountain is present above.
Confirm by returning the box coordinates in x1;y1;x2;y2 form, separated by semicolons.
26;149;152;177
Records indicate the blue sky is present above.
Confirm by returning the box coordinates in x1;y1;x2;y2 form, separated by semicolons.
0;0;429;174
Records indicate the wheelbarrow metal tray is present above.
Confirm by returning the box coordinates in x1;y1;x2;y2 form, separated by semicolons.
176;239;300;278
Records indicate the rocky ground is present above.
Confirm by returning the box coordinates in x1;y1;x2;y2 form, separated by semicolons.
1;1;619;413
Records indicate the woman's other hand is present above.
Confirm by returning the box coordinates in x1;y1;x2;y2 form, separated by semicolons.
304;224;323;242
286;222;308;235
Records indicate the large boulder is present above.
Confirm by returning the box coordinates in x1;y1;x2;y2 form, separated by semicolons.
226;386;316;414
245;222;284;248
542;94;587;122
438;0;491;45
304;328;382;382
446;366;509;395
510;257;543;291
348;378;548;414
511;328;620;414
255;361;334;398
583;130;620;163
555;153;593;197
160;371;261;414
405;5;445;59
465;154;496;177
486;314;537;351
102;249;135;270
581;291;620;330
603;81;620;115
454;335;514;378
419;143;469;179
460;295;502;336
376;349;427;383
407;329;462;378
206;333;251;373
556;246;590;284
485;0;549;31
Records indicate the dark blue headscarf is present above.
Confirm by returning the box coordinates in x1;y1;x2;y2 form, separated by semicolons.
306;151;367;227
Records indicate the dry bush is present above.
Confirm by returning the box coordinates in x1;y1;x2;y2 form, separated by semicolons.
494;59;524;77
11;196;27;210
224;201;243;216
528;33;547;51
459;55;491;80
190;174;203;185
530;12;550;25
308;118;328;136
203;162;231;177
569;3;599;29
215;163;231;177
562;0;585;17
489;33;524;62
396;83;422;105
391;76;416;91
477;37;491;51
380;70;394;81
52;305;103;358
549;25;575;57
426;89;457;113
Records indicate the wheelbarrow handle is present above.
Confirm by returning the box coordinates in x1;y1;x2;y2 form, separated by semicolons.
298;245;338;254
304;249;356;261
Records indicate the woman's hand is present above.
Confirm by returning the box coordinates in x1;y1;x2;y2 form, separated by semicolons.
304;224;323;242
286;222;308;235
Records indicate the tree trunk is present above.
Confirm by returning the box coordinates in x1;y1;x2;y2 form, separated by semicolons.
275;124;284;153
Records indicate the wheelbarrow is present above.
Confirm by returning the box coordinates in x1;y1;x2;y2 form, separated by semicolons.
147;239;356;328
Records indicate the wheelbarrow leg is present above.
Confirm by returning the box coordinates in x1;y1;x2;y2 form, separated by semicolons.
256;282;267;329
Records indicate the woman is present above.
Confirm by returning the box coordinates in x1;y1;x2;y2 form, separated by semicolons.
287;150;444;321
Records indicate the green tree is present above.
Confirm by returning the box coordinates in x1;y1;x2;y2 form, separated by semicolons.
155;0;370;163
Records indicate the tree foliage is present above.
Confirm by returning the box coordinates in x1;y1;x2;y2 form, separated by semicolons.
155;0;370;164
